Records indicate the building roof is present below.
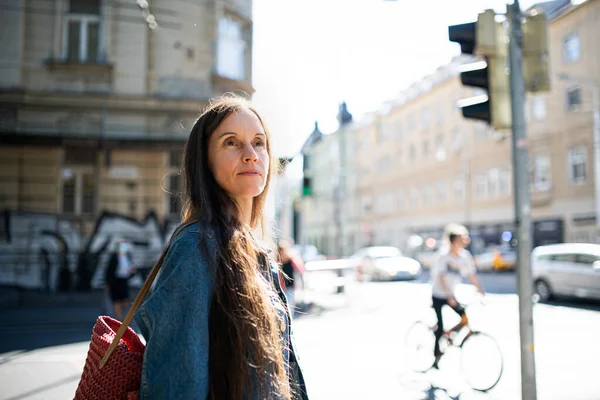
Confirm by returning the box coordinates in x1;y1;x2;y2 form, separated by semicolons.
527;0;572;19
300;121;324;154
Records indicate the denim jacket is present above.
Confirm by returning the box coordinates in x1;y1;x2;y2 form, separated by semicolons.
134;222;309;399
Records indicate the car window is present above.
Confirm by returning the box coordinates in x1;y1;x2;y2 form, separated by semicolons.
535;254;554;262
550;253;576;263
575;253;600;266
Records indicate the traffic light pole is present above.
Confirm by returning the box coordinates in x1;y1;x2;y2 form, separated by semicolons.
508;1;538;399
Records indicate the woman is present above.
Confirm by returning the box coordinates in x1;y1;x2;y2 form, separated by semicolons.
104;239;136;320
134;95;308;399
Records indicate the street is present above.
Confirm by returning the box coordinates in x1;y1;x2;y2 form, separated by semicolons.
1;272;599;399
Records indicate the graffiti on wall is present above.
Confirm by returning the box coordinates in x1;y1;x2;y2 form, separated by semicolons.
0;210;180;292
0;210;82;292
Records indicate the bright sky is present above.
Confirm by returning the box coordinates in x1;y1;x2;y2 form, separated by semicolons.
252;0;538;160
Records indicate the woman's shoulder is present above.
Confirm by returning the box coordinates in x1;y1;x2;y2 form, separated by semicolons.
165;221;218;260
169;221;217;244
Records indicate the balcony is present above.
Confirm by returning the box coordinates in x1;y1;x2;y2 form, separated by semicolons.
43;58;114;93
530;185;553;207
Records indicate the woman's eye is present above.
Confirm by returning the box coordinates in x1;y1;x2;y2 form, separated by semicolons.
254;140;265;147
224;139;236;146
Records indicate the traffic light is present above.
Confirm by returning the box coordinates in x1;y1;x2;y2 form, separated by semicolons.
449;10;511;131
302;176;311;197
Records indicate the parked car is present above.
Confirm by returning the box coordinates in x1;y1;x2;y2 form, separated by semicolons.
531;243;600;302
349;246;422;281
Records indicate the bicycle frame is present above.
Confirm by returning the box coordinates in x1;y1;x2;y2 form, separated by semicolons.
440;312;473;346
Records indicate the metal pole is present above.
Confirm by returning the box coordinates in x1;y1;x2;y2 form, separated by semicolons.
508;2;537;399
591;83;600;231
336;108;347;258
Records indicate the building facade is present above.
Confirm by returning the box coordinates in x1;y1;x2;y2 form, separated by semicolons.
0;0;254;290
301;0;600;258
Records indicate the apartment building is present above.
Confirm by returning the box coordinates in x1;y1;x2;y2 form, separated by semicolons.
0;0;254;290
0;0;253;230
301;0;600;257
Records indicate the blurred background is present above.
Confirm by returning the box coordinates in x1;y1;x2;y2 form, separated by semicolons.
0;0;599;399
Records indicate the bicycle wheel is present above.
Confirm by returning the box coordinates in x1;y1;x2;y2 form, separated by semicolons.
404;321;436;372
460;331;504;391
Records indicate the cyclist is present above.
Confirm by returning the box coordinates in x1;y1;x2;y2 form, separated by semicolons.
430;223;485;368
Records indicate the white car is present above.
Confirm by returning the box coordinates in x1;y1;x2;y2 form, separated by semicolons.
532;243;600;302
350;246;422;281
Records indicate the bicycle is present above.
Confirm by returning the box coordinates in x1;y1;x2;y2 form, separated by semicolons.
404;299;504;392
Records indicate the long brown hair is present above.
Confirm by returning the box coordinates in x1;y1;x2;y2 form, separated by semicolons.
180;95;291;399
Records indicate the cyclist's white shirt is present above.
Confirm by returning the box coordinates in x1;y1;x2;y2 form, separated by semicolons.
431;247;476;299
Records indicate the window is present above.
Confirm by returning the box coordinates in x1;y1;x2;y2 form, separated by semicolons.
422;140;430;158
567;87;582;111
375;193;395;214
408;113;417;131
436;105;444;124
552;253;576;263
451;127;463;152
63;0;101;62
438;182;446;203
379;120;395;143
435;134;445;161
421;108;430;128
531;96;547;121
487;169;499;197
474;173;487;198
409;144;416;162
395;119;404;139
423;186;433;205
568;146;587;184
410;188;419;208
217;15;248;80
398;192;405;210
575;253;599;265
531;153;552;191
454;179;465;201
361;196;373;213
61;168;96;214
498;168;511;196
563;33;580;62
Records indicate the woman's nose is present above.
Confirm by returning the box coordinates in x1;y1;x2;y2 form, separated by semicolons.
242;142;258;162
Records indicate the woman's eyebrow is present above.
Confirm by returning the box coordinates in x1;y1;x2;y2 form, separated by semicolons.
217;131;237;139
217;132;266;138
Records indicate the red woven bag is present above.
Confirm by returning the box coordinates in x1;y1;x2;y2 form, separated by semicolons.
73;221;197;400
74;317;144;399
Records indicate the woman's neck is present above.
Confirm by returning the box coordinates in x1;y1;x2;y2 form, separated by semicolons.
236;197;253;226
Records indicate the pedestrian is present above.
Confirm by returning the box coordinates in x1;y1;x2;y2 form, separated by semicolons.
429;223;486;368
104;239;136;321
133;95;308;399
278;239;306;311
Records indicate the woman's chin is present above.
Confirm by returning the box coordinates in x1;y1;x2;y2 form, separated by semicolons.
233;187;265;200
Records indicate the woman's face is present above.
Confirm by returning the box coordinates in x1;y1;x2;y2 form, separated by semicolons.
207;108;269;203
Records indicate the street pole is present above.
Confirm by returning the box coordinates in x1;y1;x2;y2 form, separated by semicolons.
508;1;537;399
336;105;348;258
591;83;600;231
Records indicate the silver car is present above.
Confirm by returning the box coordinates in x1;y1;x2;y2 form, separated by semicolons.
350;246;422;281
531;243;600;302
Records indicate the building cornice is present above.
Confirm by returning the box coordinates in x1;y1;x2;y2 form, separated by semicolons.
0;90;210;113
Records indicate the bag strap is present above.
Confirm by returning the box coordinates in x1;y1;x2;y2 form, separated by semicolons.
99;219;199;369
